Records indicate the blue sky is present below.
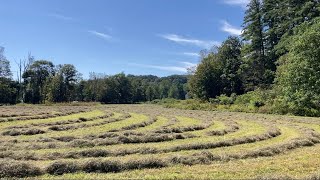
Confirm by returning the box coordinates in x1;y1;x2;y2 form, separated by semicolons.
0;0;248;78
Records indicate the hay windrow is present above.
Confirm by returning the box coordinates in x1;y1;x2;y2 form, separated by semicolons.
1;105;320;178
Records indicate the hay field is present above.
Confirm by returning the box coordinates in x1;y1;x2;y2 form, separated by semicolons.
0;104;320;179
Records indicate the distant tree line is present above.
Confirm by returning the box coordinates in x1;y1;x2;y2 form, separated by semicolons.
77;73;187;104
0;50;188;104
1;0;320;116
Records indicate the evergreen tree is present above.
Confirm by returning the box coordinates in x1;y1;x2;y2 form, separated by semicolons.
241;0;268;91
274;0;320;55
263;0;320;71
262;0;286;63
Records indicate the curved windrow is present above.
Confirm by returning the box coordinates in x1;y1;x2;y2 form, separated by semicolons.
1;105;320;179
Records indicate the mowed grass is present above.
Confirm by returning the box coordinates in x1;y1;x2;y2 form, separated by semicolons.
171;116;203;127
191;120;226;136
16;112;122;141
59;113;147;136
1;105;320;179
0;110;105;129
17;120;266;159
136;116;170;132
45;143;320;179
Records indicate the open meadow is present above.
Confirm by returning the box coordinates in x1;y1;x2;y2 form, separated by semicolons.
0;104;320;179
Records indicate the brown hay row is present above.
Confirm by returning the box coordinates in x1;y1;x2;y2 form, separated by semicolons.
206;120;240;136
44;157;168;176
0;113;116;137
4;112;114;130
0;125;281;161
0;160;42;178
0;107;93;123
23;129;319;177
170;127;320;165
153;118;213;134
2;128;46;136
47;113;123;132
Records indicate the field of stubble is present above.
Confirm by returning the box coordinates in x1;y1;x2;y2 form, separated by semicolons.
0;104;320;179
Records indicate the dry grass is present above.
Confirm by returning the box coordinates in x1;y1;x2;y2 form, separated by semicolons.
0;104;320;179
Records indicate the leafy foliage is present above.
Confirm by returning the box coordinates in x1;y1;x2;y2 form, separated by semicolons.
0;47;12;78
189;36;242;100
0;77;17;104
1;0;320;117
275;18;320;116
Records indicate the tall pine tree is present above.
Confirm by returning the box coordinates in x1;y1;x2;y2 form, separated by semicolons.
241;0;267;91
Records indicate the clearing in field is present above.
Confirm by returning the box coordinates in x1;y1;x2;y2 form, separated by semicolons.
0;104;320;179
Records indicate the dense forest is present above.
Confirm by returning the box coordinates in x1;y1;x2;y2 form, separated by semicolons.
187;0;320;116
1;0;320;116
0;52;188;104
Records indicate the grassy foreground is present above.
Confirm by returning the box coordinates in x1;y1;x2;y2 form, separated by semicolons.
0;104;320;179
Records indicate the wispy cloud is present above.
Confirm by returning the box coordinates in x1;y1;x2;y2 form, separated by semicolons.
88;30;112;40
48;13;74;21
180;61;197;68
129;61;197;73
221;21;242;36
222;0;249;8
182;52;200;57
159;34;220;49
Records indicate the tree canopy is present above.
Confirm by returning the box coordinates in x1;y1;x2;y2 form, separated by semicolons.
1;0;320;117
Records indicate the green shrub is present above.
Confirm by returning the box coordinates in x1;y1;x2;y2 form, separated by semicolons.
152;90;277;114
230;89;274;113
235;91;261;107
216;93;237;105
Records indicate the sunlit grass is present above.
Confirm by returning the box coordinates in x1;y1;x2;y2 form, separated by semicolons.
170;116;202;128
2;105;320;179
43;112;147;138
136;116;169;132
28;120;265;157
0;110;105;129
40;143;320;179
191;120;226;136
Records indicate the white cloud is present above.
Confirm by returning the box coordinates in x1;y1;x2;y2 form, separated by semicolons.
159;34;220;49
88;30;112;40
48;13;74;21
182;52;200;57
129;61;198;73
221;21;242;36
222;0;249;8
181;61;197;68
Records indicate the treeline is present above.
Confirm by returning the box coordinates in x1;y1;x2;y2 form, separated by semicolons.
0;51;188;104
1;0;320;117
79;74;187;103
188;0;320;116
